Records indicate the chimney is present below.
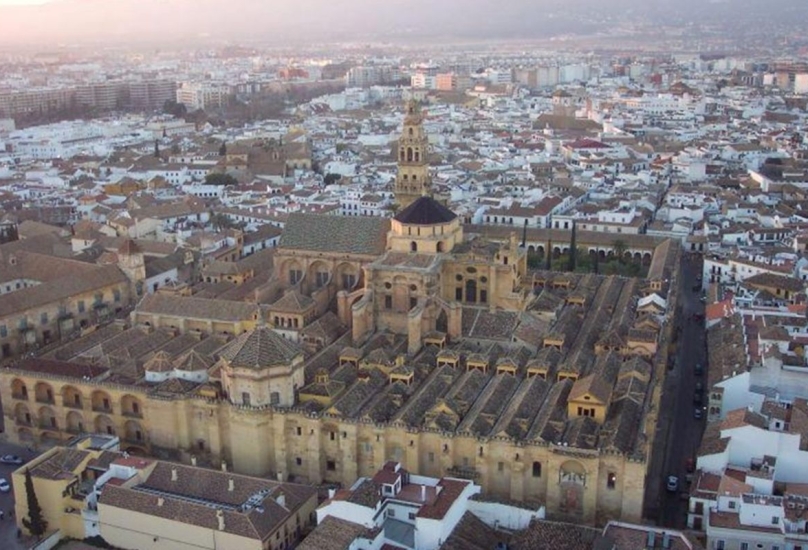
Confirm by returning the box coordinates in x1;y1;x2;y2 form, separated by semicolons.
276;492;286;508
216;509;225;531
228;479;235;492
645;530;656;549
171;468;178;482
420;485;426;502
221;461;228;472
190;456;197;467
157;497;165;507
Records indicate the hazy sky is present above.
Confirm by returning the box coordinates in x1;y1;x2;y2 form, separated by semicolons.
0;0;805;47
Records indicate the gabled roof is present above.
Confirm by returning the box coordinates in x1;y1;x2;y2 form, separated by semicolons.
394;196;457;226
280;213;389;256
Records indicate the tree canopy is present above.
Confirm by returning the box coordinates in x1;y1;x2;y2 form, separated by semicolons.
204;173;238;186
22;468;48;538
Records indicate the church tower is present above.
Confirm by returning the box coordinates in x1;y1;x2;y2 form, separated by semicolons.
394;100;432;208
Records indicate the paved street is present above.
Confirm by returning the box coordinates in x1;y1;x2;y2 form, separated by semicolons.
656;253;708;528
0;439;39;550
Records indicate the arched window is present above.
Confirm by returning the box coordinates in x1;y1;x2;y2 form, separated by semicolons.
410;241;418;252
532;461;542;478
437;241;444;253
408;127;413;136
407;147;414;162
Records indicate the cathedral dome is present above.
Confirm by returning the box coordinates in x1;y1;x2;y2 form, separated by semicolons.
394;196;457;226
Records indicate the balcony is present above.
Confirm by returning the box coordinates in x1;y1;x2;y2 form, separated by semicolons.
121;410;143;419
35;396;55;405
92;405;113;414
11;392;28;401
446;465;480;480
63;401;83;410
15;417;32;427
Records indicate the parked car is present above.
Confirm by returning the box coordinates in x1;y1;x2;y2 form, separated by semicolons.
695;381;704;393
694;391;703;405
694;363;704;376
0;478;10;492
666;475;679;492
694;408;703;420
0;455;23;465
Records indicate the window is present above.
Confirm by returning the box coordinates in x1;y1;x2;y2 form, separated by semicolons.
242;392;251;406
409;512;416;520
296;427;302;436
0;325;6;338
289;269;302;285
132;402;139;414
740;543;748;550
387;509;396;518
728;501;736;509
330;431;336;441
326;460;336;471
532;462;542;478
410;297;417;310
295;457;302;466
315;272;329;287
270;392;280;405
428;452;434;463
480;290;488;304
384;295;392;309
455;287;463;301
497;462;504;472
771;516;779;525
607;472;616;489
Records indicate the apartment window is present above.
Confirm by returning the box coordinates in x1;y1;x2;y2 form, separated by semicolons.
607;472;617;490
532;462;542;478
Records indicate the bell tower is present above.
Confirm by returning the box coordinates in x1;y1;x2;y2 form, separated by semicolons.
394;101;432;208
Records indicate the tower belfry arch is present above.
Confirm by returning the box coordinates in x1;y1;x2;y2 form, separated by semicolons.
394;100;432;208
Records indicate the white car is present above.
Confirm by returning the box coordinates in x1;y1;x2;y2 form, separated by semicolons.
0;478;10;493
666;475;679;493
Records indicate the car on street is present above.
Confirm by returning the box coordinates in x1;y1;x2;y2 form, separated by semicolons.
0;478;10;492
694;363;704;376
692;284;701;291
695;381;703;393
666;475;679;492
694;408;703;420
0;455;23;465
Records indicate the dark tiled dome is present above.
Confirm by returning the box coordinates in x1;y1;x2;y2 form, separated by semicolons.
394;196;456;225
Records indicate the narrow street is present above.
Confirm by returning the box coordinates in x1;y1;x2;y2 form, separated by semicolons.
645;253;708;527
